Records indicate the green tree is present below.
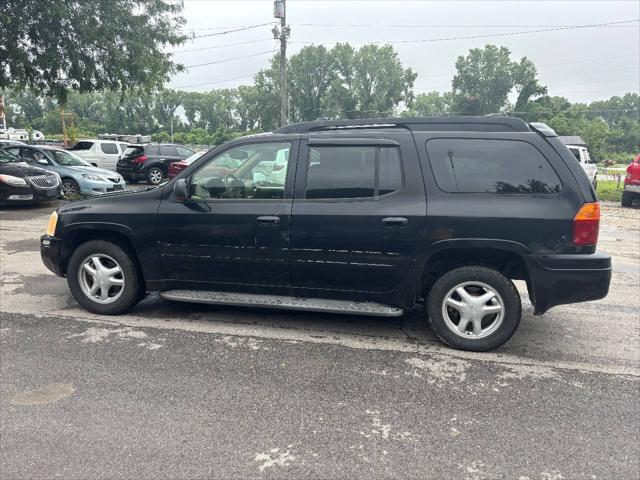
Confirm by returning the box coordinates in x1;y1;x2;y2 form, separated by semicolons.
451;45;514;115
512;57;547;112
1;0;187;104
403;91;453;116
289;45;336;122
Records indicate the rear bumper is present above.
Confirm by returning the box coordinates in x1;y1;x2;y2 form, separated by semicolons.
623;183;640;194
117;164;146;179
41;235;64;277
525;252;612;314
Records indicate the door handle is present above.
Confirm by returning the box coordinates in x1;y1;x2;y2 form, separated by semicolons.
381;217;409;228
256;216;280;226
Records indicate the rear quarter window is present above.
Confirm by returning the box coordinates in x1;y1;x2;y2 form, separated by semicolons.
426;138;562;194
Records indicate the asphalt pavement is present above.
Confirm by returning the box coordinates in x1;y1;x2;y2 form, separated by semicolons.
1;200;639;479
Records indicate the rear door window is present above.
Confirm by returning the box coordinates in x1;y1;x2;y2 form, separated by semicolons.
100;142;119;155
305;145;403;199
72;141;93;151
160;145;179;157
426;138;562;194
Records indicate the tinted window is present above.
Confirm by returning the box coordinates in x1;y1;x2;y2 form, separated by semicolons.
190;142;291;200
72;141;93;151
144;146;159;157
100;142;119;155
305;146;402;199
160;145;179;156
124;146;144;157
177;146;194;158
0;149;20;163
426;138;561;194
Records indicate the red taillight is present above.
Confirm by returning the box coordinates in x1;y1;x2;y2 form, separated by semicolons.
572;202;600;245
133;155;148;164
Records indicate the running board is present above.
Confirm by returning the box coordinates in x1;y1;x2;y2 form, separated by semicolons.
159;290;404;317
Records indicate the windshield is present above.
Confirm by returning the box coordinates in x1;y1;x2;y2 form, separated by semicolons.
0;149;20;164
51;149;92;166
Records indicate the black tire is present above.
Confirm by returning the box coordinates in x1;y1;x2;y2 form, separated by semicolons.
427;265;522;352
67;240;143;315
621;191;633;207
60;178;81;199
146;166;164;185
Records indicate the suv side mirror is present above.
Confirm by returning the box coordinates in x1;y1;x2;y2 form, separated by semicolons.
174;178;189;200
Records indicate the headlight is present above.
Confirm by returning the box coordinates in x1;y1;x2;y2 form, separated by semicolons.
82;174;105;181
0;174;28;186
46;211;58;236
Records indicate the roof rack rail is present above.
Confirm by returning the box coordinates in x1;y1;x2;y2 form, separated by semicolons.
275;116;531;134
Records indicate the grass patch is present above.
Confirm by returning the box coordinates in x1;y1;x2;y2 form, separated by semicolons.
597;179;624;202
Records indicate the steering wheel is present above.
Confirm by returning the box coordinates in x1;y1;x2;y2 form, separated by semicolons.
224;173;241;188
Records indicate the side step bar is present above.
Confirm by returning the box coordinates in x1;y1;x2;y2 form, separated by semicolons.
159;290;404;317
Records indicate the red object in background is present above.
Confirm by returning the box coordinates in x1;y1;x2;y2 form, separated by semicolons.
168;160;188;178
624;154;640;186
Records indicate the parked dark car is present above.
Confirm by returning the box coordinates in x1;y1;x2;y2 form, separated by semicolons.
41;117;611;351
0;148;61;205
116;143;195;185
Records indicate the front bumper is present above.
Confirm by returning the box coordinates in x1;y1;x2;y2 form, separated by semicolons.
525;252;612;314
0;184;59;204
78;178;126;195
41;235;64;276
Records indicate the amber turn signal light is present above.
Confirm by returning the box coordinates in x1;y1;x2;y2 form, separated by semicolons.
46;211;58;236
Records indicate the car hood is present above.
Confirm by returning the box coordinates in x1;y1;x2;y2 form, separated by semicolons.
63;165;120;178
0;161;51;177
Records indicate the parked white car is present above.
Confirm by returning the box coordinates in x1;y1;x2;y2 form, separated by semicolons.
567;145;598;190
69;139;130;171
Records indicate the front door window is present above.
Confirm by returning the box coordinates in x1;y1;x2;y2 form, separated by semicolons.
189;143;291;200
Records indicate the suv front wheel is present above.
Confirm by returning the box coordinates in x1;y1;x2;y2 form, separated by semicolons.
427;265;522;351
67;240;143;314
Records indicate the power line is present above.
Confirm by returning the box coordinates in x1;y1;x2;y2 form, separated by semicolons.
289;19;640;46
192;22;275;39
292;22;639;28
173;74;259;89
174;38;273;54
184;50;275;68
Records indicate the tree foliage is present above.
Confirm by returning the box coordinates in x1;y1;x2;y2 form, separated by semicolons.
0;0;187;104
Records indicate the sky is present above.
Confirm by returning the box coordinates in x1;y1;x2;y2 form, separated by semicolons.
167;0;640;104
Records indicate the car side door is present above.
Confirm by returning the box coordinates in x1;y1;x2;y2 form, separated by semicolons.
98;142;121;171
155;138;299;290
290;133;426;296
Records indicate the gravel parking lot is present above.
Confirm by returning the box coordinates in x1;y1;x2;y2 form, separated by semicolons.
1;200;638;479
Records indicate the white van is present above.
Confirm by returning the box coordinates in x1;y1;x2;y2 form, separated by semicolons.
69;139;130;171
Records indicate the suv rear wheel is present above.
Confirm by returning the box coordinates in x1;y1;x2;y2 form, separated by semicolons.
427;265;521;351
146;166;164;185
67;240;143;314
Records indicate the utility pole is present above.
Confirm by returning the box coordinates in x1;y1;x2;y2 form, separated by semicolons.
0;94;7;139
273;0;290;127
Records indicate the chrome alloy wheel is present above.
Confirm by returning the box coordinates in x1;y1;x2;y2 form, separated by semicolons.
441;281;504;339
78;254;125;304
61;179;79;198
148;168;163;185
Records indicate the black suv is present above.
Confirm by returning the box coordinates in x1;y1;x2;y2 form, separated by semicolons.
116;143;194;185
40;117;611;351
